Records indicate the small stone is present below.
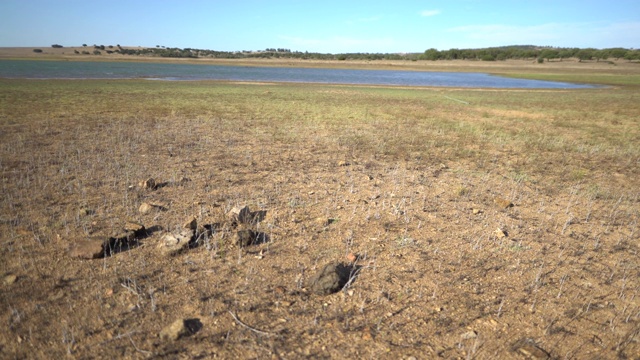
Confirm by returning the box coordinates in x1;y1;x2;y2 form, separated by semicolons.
236;230;268;247
338;161;350;167
159;318;202;341
512;338;550;359
308;262;351;295
69;237;108;259
346;252;357;263
494;197;514;209
362;326;373;340
461;330;478;340
495;228;508;238
472;208;482;215
78;208;95;217
228;205;251;224
183;217;197;231
138;203;154;214
4;274;17;285
139;178;156;190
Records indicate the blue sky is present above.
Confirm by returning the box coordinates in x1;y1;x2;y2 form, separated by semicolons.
1;0;638;53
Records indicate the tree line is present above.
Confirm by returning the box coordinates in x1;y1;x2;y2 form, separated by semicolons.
421;45;640;62
52;44;640;62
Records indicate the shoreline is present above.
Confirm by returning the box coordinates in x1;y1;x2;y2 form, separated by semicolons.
1;46;638;74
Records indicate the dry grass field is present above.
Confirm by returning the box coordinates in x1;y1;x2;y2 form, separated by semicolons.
0;57;639;359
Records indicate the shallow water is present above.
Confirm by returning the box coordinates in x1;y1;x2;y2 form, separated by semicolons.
0;59;596;89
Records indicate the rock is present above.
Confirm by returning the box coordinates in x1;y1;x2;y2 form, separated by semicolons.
315;218;338;226
308;262;351;295
138;203;154;214
236;230;268;247
124;221;145;233
159;229;194;256
512;338;550;359
183;217;197;231
139;201;169;214
4;274;17;285
472;208;483;215
494;197;514;209
139;178;156;190
69;237;108;259
495;228;508;238
228;206;251;224
461;330;478;340
159;318;202;341
338;161;350;167
78;208;95;217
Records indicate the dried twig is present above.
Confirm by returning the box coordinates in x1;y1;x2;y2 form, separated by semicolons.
228;311;274;337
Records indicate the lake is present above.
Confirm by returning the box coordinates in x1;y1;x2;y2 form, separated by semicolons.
0;59;596;89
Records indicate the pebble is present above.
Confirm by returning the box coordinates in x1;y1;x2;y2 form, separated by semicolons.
4;274;17;285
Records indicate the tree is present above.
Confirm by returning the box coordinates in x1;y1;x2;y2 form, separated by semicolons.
423;48;440;61
608;48;627;60
33;49;43;53
538;49;559;62
51;44;63;48
575;49;593;61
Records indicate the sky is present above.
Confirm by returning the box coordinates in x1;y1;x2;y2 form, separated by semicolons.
1;0;638;53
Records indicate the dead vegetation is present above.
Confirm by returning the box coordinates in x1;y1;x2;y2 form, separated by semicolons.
0;76;639;359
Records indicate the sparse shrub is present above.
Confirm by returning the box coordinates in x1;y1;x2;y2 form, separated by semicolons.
93;50;101;55
51;44;63;48
33;49;43;53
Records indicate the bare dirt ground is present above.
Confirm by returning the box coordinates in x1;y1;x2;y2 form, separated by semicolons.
0;62;639;359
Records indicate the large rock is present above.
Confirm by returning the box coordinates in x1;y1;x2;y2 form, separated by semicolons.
308;262;351;295
158;229;194;256
69;237;109;259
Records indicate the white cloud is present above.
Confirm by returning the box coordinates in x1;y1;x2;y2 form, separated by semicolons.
420;10;441;17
